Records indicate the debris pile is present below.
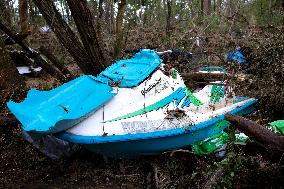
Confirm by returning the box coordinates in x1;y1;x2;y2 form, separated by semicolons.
227;27;284;120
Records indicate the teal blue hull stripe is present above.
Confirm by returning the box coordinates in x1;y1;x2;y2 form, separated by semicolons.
104;87;189;123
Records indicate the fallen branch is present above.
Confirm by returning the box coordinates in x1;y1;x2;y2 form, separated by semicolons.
225;114;284;151
10;50;34;67
0;22;35;56
0;21;67;82
167;149;194;157
4;30;31;45
181;72;226;81
39;46;74;78
34;55;67;82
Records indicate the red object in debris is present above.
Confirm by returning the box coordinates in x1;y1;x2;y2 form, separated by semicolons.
193;67;200;72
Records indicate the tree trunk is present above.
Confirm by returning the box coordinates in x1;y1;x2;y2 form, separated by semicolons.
96;0;104;46
0;37;24;90
32;0;107;75
28;0;36;23
110;0;115;34
114;0;127;59
226;0;235;17
166;0;172;38
0;36;25;111
66;0;109;68
60;0;65;21
201;0;204;15
216;0;222;16
105;0;114;34
19;0;29;33
203;0;211;15
65;1;71;24
0;0;12;25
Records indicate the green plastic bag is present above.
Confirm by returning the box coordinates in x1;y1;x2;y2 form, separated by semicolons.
192;131;249;156
192;131;229;155
268;120;284;135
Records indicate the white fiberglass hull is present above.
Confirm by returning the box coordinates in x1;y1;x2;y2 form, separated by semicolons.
64;69;256;137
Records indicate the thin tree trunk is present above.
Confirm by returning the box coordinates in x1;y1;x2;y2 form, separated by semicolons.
110;0;115;34
32;0;106;75
203;0;211;15
19;0;29;33
216;0;222;16
201;0;204;15
105;0;112;34
60;0;65;21
65;1;71;24
114;0;127;59
226;0;235;17
166;0;172;38
29;1;35;22
0;0;12;25
96;0;104;45
105;0;113;34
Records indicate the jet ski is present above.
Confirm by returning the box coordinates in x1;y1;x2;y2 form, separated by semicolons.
7;49;257;158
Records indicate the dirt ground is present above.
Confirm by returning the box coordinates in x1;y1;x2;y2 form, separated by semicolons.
1;120;284;188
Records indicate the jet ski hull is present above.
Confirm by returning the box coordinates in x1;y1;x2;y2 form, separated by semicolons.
58;99;256;158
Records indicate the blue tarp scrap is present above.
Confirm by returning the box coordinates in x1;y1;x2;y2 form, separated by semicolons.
225;50;246;64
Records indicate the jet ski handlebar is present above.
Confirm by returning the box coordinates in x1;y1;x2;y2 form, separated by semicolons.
123;48;193;59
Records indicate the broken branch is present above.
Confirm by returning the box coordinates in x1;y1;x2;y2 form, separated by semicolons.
39;46;74;78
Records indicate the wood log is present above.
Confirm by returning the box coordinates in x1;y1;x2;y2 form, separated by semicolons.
225;114;284;151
